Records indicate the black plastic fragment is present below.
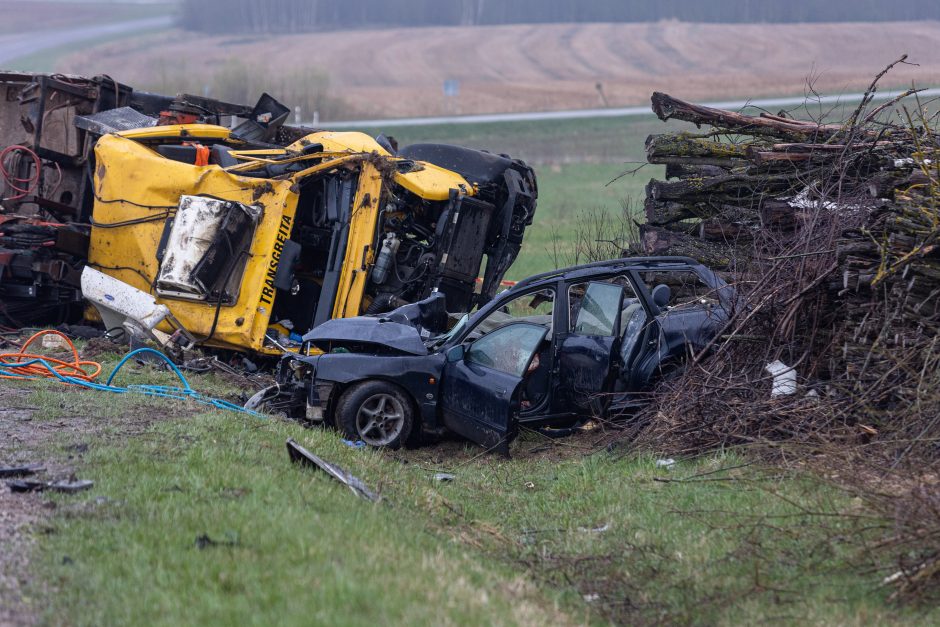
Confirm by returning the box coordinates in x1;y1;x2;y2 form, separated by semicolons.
286;438;379;502
7;479;45;493
6;478;93;493
0;465;42;478
195;533;238;550
49;480;94;493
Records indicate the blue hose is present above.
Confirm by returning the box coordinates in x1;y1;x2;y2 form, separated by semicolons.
0;347;263;418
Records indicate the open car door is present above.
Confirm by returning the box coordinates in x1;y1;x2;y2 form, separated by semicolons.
440;322;548;453
556;281;625;416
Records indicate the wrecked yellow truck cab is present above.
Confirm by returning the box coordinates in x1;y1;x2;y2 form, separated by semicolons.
85;124;534;355
0;76;537;352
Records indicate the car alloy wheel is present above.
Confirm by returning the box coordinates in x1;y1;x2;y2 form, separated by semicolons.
355;392;406;446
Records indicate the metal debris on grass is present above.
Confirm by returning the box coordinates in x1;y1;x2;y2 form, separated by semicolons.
7;479;94;493
0;465;43;478
286;438;379;502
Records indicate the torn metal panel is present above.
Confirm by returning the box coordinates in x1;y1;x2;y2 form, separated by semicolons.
81;266;195;348
286;438;379;502
88;131;301;353
1;73;538;357
74;107;157;136
303;317;429;355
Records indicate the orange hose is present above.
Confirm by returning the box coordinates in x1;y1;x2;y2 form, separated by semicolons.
0;330;101;381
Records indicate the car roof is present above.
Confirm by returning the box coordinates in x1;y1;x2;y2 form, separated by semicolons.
511;256;704;292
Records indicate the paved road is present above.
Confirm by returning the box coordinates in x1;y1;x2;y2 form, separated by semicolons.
0;16;172;67
324;87;940;129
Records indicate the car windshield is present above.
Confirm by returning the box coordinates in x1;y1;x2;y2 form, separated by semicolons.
428;313;469;349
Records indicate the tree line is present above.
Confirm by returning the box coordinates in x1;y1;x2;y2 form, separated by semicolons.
179;0;940;33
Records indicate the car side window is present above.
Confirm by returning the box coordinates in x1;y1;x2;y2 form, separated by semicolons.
571;282;622;336
569;277;641;336
466;322;548;377
466;288;554;341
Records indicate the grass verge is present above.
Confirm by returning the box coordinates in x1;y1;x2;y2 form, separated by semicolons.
6;348;935;625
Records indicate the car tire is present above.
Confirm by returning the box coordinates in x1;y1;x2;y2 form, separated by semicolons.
334;380;415;450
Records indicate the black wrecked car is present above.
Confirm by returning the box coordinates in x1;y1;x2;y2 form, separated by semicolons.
262;257;735;452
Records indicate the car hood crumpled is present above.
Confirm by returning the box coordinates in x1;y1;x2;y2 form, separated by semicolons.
302;316;429;356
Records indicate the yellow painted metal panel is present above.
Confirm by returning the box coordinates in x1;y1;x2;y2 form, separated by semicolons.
87;126;473;355
88;134;297;352
117;124;233;141
331;160;383;319
394;161;472;201
305;131;391;155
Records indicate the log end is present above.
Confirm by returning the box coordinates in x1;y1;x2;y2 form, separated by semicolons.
651;92;673;121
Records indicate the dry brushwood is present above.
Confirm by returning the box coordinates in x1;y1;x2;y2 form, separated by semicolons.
621;60;940;602
626;82;940;452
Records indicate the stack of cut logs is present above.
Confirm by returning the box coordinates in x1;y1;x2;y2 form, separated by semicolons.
635;92;938;281
630;89;940;449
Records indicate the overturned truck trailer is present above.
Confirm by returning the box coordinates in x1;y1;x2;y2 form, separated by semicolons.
0;73;537;355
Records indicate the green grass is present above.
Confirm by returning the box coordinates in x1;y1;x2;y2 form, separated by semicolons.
9;350;935;626
507;162;659;280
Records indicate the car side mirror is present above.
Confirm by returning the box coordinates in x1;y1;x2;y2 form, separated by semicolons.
445;344;465;363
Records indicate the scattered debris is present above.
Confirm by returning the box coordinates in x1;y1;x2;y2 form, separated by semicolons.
54;324;105;340
7;480;45;493
577;523;610;534
48;480;94;494
194;533;239;550
7;478;93;493
39;333;71;351
285;438;379;502
0;465;42;478
765;360;797;397
244;385;280;413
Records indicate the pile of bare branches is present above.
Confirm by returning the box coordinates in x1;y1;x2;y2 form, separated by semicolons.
625;57;939;458
618;58;940;600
